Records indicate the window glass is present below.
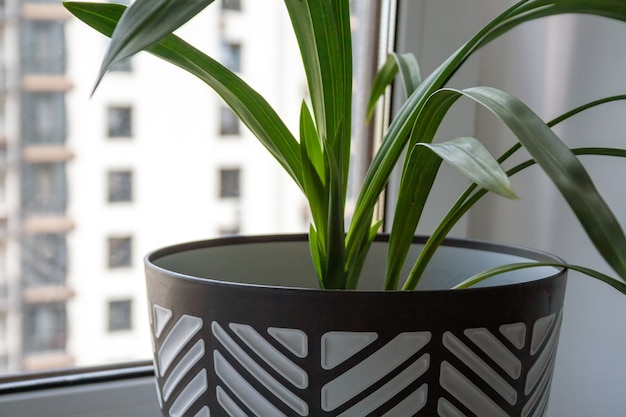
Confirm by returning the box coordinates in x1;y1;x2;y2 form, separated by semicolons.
1;0;382;376
107;300;132;332
220;40;241;72
21;93;66;145
106;106;132;138
219;106;240;136
22;302;67;354
107;237;133;269
21;21;66;74
221;0;241;11
107;170;133;203
218;168;241;199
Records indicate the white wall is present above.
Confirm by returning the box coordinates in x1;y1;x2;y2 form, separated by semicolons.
396;1;626;415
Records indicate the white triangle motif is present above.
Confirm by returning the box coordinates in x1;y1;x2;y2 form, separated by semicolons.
267;327;308;358
499;322;527;350
531;313;555;355
153;304;172;338
321;331;378;370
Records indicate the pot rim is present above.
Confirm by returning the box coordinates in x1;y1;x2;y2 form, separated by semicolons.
144;234;567;293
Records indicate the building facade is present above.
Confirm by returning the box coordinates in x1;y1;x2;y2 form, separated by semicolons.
0;0;309;373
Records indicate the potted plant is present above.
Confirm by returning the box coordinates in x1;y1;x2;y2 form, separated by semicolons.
64;0;626;416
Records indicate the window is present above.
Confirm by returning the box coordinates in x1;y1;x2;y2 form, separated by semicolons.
219;168;240;198
2;0;381;383
21;92;66;145
219;105;240;136
107;106;133;138
21;234;67;287
22;302;67;354
107;170;133;203
107;236;133;269
21;21;66;74
220;40;241;72
107;300;132;332
218;224;240;236
21;163;67;215
221;0;241;11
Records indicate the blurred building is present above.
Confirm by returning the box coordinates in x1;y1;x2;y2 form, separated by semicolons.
0;0;308;373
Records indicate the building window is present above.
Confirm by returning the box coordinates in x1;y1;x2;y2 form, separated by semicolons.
107;170;133;203
219;106;240;136
221;0;241;11
21;92;66;145
23;302;67;354
22;233;67;287
107;299;132;332
21;21;66;74
220;40;241;72
218;224;240;236
107;106;133;138
21;162;67;215
107;236;132;269
219;168;240;198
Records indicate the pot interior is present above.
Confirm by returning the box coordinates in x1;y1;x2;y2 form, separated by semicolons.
148;235;563;290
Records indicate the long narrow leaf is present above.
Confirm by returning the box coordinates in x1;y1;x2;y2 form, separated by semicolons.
349;0;626;288
420;137;518;199
367;53;421;121
385;146;442;290
96;0;213;86
401;87;626;289
299;102;326;237
463;86;626;280
453;262;626;295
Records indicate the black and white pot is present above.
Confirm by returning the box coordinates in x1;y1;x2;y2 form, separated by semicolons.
145;234;567;417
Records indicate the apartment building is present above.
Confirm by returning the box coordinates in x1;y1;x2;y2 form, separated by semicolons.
0;0;308;373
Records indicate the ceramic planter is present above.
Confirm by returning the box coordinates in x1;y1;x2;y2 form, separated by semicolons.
145;234;567;417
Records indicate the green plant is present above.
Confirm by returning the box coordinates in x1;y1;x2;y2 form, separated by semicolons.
64;0;626;293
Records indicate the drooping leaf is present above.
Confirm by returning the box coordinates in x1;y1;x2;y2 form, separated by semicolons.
97;0;213;85
453;262;626;296
463;86;626;281
420;137;518;199
400;86;626;290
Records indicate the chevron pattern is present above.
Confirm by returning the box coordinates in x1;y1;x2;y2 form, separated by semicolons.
151;304;208;417
212;321;309;416
151;303;562;416
321;331;431;416
439;311;563;417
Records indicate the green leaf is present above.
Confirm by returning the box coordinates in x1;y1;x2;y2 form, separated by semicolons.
385;146;442;290
283;0;352;184
299;102;327;247
400;86;626;289
94;0;214;87
299;102;325;184
420;137;518;199
308;224;324;288
453;262;626;296
463;86;626;280
367;53;421;121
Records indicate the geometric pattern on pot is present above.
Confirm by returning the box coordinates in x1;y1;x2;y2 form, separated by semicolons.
151;304;208;417
438;311;563;417
150;303;561;417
